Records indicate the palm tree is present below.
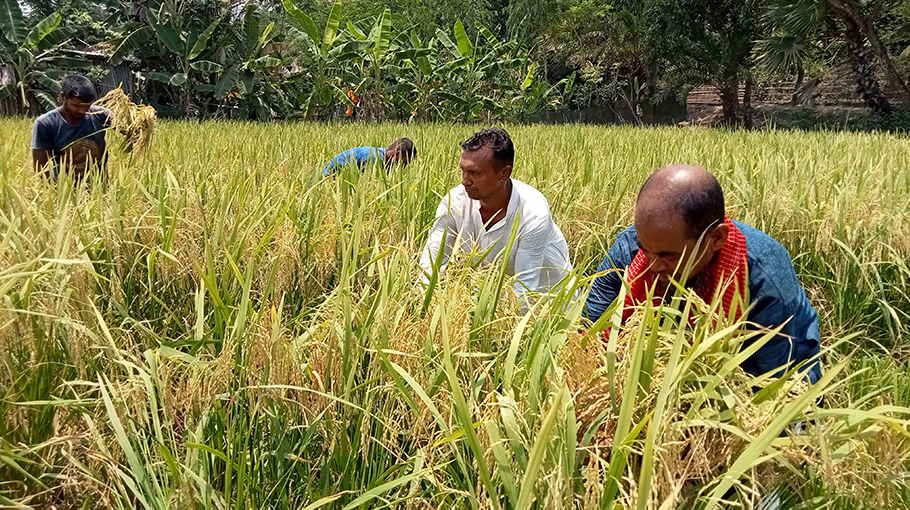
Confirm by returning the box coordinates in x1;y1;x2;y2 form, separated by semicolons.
762;0;910;113
826;0;910;106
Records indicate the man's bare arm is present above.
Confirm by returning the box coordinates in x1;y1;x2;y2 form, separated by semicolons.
32;148;51;177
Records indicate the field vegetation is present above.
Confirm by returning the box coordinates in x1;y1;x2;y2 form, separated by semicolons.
1;119;910;508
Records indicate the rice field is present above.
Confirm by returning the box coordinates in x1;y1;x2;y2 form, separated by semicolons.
1;118;910;509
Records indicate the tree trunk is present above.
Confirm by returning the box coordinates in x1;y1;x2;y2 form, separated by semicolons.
859;17;910;107
844;24;890;113
183;80;193;119
718;82;740;125
827;0;910;107
0;64;19;117
743;74;753;129
791;62;805;106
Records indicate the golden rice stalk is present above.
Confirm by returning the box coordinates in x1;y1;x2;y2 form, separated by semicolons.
569;300;818;500
94;87;157;153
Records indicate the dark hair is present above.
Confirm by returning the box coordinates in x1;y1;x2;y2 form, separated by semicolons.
460;128;514;168
388;137;416;158
61;74;97;102
638;169;725;239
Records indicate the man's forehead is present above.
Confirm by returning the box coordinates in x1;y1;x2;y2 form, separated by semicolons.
635;209;691;245
460;147;498;168
65;96;93;105
635;200;684;226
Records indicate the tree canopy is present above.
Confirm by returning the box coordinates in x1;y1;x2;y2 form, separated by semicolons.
1;0;908;122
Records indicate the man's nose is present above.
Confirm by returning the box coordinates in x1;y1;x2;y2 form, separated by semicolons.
649;257;670;274
462;173;471;186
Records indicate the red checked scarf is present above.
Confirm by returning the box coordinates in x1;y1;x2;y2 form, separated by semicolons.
623;216;748;324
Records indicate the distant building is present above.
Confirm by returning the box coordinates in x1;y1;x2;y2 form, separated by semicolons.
60;40;140;100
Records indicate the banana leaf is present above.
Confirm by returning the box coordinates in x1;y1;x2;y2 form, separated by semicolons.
109;26;153;64
372;8;391;62
321;1;342;56
0;0;26;45
214;65;240;99
22;12;61;50
453;20;473;59
281;0;320;46
147;9;186;56
190;60;224;74
189;19;220;60
43;56;91;68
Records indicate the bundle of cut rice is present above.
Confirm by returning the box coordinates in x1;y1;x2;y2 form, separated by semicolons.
93;87;157;154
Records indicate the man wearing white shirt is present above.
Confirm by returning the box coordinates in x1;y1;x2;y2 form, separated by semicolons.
419;128;572;300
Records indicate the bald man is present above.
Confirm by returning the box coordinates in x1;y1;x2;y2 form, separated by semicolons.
585;165;821;383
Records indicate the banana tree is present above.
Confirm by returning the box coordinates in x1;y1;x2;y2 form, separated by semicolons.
0;0;88;114
335;9;398;119
509;64;576;119
211;5;291;121
375;19;549;121
429;20;536;120
137;6;222;117
282;0;354;119
383;30;453;120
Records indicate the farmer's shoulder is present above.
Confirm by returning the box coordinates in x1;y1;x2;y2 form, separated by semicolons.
34;108;63;127
735;221;792;269
511;179;552;211
88;105;113;124
606;225;639;266
350;146;378;155
736;220;805;305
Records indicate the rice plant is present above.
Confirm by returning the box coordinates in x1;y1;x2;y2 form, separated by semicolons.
1;118;909;509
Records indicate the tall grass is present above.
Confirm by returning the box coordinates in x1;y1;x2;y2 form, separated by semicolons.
1;118;909;508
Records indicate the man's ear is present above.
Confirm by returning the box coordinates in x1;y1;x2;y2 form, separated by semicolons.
710;223;730;251
57;93;64;106
501;164;513;180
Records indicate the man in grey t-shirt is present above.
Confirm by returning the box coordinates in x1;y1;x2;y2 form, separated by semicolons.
31;74;112;181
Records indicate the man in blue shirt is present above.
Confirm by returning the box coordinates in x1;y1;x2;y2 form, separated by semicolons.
321;137;417;176
585;164;821;383
32;74;114;181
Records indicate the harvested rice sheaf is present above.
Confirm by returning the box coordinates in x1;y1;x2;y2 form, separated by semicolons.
93;87;157;153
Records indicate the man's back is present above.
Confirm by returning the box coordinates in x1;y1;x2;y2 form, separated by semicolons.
734;222;821;381
322;146;386;176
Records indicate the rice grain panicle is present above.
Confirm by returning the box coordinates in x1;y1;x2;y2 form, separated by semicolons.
93;87;157;154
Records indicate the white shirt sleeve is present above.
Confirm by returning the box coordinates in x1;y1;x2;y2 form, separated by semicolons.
419;196;456;284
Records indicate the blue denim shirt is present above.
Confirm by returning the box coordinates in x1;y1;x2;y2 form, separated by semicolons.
585;221;822;383
322;146;387;176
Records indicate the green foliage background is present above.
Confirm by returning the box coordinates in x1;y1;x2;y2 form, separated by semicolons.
3;0;910;123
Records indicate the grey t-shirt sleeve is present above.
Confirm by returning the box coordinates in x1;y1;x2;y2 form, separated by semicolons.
31;116;54;150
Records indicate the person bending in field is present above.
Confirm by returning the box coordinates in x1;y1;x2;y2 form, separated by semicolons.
321;137;417;176
585;164;821;382
419;128;573;303
32;74;118;182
